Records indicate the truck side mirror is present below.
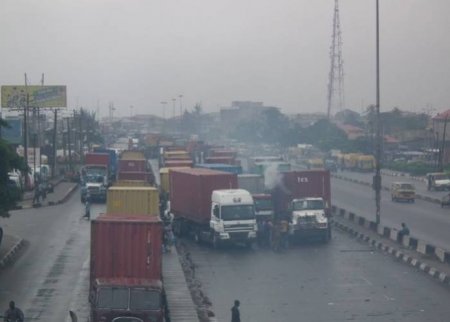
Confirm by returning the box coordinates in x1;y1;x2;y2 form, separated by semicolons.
213;205;219;218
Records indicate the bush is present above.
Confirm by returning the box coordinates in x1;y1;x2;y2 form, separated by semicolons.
385;161;435;176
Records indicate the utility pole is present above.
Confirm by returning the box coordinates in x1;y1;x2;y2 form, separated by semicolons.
160;101;167;119
52;109;58;178
24;74;30;188
79;109;83;163
374;0;382;226
326;0;345;119
438;115;448;172
178;94;183;117
172;98;176;119
67;117;72;171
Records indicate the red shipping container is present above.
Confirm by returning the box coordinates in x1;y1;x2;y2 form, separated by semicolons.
118;171;154;184
205;156;236;165
170;168;237;224
272;170;331;215
85;152;109;166
119;159;147;172
165;160;193;168
90;215;162;284
210;149;236;158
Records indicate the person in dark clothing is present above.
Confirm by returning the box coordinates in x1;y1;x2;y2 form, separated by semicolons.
231;300;240;322
4;300;24;322
398;222;410;242
32;185;40;204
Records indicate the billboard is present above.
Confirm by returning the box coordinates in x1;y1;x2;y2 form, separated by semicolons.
1;117;22;145
1;85;67;108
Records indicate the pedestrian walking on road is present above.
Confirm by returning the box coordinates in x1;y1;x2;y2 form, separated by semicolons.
32;185;40;204
3;300;24;322
231;299;240;322
265;219;273;248
279;217;290;250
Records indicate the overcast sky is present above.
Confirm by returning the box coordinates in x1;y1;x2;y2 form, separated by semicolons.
1;0;449;118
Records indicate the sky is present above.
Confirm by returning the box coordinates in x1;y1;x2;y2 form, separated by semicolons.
1;0;449;118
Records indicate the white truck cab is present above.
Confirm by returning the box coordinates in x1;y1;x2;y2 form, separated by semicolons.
289;197;330;242
210;189;257;246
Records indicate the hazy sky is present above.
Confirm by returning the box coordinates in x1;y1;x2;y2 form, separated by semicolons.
1;0;449;117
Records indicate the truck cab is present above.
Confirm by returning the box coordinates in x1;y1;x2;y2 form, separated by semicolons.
209;189;257;247
91;278;164;322
252;194;274;221
80;165;108;203
426;172;450;191
289;197;330;242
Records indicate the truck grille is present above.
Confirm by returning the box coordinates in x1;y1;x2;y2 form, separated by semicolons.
229;232;249;240
88;186;100;193
224;224;254;232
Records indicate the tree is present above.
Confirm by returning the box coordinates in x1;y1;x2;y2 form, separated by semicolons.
0;118;28;217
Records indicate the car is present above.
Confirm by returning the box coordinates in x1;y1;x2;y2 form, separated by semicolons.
391;182;415;203
441;194;450;208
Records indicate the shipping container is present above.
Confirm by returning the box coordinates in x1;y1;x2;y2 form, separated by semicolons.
85;152;109;166
159;167;190;194
119;159;147;172
195;163;242;174
205;156;236;165
170;168;237;224
90;215;162;282
121;150;146;160
209;149;237;158
114;180;150;187
117;171;153;183
271;170;331;215
163;150;190;160
93;148;118;176
107;186;160;215
238;174;265;194
164;160;193;168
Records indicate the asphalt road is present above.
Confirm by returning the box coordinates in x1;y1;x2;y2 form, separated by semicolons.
331;176;450;249
336;170;449;201
184;230;450;322
0;192;105;322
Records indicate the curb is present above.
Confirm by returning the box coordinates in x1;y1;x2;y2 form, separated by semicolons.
331;209;450;287
0;238;26;269
14;185;79;210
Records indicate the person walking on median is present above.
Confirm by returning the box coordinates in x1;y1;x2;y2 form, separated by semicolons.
32;185;40;205
398;222;410;242
3;300;24;322
231;299;240;322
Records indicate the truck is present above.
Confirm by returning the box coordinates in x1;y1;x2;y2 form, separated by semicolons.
93;147;118;181
253;194;274;222
81;153;110;203
90;215;164;322
169;168;257;248
272;170;331;242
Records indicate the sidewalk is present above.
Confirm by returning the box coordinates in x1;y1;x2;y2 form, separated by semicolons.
16;181;78;210
331;208;450;286
0;180;78;268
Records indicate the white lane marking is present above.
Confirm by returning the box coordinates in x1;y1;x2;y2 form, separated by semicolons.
361;277;373;286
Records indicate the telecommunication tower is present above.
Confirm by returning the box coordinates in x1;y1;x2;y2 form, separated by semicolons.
326;0;345;119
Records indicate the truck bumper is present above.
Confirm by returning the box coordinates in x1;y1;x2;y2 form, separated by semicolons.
220;231;257;242
292;227;329;239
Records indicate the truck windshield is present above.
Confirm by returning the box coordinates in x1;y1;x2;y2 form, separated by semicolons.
97;287;128;309
399;183;414;190
221;205;255;221
292;199;324;211
254;199;273;211
130;289;161;310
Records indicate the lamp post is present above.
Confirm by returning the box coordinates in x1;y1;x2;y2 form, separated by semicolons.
374;0;382;225
160;101;167;119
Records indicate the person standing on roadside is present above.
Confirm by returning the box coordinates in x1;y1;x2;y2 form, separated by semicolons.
4;300;24;322
231;300;240;322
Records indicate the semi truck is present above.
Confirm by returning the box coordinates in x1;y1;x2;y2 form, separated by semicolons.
90;215;164;322
272;170;331;242
92;147;118;181
80;153;110;203
169;168;257;248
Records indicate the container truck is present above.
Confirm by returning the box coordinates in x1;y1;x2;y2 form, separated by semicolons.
238;174;265;194
169;168;257;248
117;171;154;184
164;160;193;168
107;186;160;216
272;170;331;242
93;147;118;180
81;153;110;203
90;215;164;322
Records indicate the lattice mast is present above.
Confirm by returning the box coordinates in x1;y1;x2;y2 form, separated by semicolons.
326;0;345;119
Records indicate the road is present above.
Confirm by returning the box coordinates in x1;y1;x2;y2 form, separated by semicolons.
0;192;105;321
336;170;449;201
331;176;450;249
184;230;450;322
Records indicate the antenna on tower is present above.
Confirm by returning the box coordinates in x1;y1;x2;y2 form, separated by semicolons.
326;0;345;119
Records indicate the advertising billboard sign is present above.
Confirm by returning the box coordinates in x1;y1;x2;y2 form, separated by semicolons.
1;85;67;108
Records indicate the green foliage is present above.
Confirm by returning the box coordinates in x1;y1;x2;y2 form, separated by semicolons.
384;161;435;176
0;119;28;217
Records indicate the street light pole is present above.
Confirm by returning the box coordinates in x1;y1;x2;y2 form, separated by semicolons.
374;0;382;225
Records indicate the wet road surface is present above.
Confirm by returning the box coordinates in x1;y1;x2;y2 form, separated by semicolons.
184;230;450;322
331;176;450;249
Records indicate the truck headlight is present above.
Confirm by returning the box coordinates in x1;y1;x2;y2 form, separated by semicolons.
248;231;257;238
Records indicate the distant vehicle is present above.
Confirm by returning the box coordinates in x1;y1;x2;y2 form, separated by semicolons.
324;159;337;172
391;182;415;203
441;193;450;208
426;172;450;191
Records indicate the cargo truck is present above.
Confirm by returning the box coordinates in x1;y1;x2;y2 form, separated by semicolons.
81;153;110;203
169;168;257;248
272;170;331;242
90;215;164;322
93;147;118;181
